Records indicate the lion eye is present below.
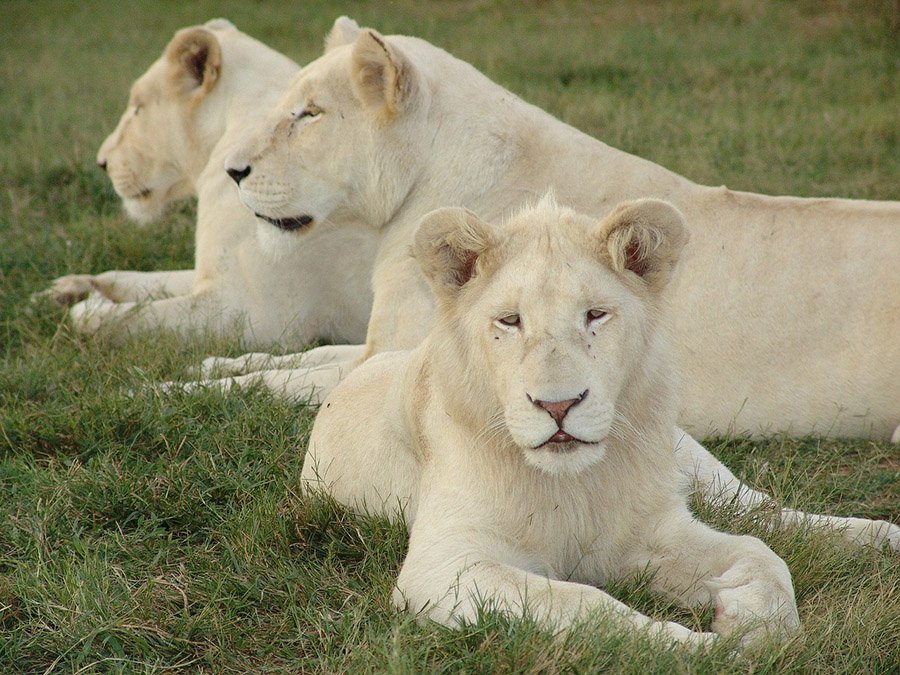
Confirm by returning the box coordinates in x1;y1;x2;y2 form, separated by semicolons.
497;313;521;328
294;105;322;120
587;309;610;325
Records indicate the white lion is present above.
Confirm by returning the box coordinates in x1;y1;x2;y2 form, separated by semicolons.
180;19;899;549
304;197;800;647
40;19;375;348
200;18;898;439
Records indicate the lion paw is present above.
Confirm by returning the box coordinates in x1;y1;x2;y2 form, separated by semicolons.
143;377;245;398
650;621;718;648
37;274;101;306
708;565;799;647
195;355;253;378
133;379;206;398
160;380;203;395
68;293;121;334
196;356;228;378
840;518;900;552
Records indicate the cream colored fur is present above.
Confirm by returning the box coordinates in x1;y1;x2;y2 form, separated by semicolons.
207;19;898;440
304;198;800;646
183;19;899;549
41;19;375;347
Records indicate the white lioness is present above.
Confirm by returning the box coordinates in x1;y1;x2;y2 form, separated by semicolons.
41;19;375;348
202;18;898;442
304;197;800;647
187;19;898;550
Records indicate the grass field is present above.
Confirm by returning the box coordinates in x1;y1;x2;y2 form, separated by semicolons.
1;0;898;672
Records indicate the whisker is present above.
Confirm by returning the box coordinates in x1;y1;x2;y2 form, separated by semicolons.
473;410;507;448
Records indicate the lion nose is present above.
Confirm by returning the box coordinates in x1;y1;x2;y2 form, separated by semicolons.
226;165;251;185
97;159;108;172
528;390;588;426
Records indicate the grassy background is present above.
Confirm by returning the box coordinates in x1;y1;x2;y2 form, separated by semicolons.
1;0;898;671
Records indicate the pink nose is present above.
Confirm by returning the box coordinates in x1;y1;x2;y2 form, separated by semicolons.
528;390;588;426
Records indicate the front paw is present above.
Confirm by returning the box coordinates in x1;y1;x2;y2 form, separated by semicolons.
709;559;799;646
141;377;240;398
193;355;253;379
69;293;117;334
840;517;900;552
39;274;102;306
146;380;204;396
651;620;718;648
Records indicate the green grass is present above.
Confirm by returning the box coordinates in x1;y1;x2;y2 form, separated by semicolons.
1;1;897;672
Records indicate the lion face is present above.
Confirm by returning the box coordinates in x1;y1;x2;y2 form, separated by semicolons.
472;248;646;475
414;197;687;476
221;50;365;234
223;19;424;250
97;25;224;224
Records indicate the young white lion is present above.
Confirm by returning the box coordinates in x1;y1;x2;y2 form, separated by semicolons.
304;197;800;647
40;19;375;348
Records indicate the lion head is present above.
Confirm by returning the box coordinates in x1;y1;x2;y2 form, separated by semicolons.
413;196;688;475
222;17;437;250
96;19;234;224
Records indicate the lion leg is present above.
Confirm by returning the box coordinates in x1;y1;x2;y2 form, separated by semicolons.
629;508;799;647
197;344;366;378
673;429;900;551
302;349;419;522
892;424;900;444
394;526;715;646
67;289;226;340
41;269;196;306
158;361;352;405
68;291;211;337
92;269;196;302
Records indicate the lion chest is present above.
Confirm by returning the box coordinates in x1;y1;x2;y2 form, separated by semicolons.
438;452;645;585
510;487;640;584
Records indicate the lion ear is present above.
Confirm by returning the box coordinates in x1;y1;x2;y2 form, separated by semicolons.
597;199;688;291
350;30;417;117
413;207;496;298
165;27;222;99
203;18;236;32
325;16;361;52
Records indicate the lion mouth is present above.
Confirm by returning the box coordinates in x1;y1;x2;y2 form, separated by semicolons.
255;213;314;231
535;431;599;451
122;188;152;201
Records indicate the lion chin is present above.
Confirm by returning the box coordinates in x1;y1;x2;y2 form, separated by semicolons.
523;441;607;476
254;219;308;261
122;193;166;226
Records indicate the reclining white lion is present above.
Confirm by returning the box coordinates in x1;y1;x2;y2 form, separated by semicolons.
200;18;899;439
304;197;800;646
41;19;375;348
179;19;899;549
